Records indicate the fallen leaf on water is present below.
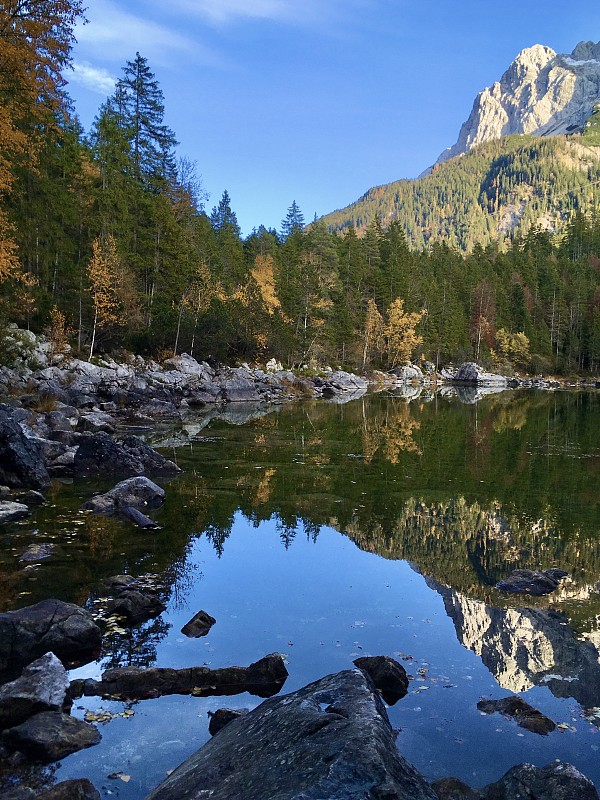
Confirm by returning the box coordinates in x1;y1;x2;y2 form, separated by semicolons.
108;772;131;782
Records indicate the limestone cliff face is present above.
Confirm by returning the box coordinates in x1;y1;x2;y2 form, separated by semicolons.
436;40;600;166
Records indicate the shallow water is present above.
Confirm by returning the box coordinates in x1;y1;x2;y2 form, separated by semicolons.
3;390;600;796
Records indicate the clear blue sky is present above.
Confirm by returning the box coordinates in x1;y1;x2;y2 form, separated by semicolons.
67;0;600;235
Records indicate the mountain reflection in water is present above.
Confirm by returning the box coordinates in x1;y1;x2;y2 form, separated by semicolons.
3;389;600;794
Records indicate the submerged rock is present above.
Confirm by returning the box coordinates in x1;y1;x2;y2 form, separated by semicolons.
496;568;568;596
0;599;102;680
477;695;555;735
2;710;101;763
105;589;166;625
353;655;409;705
181;610;216;638
144;669;437;800
71;653;288;701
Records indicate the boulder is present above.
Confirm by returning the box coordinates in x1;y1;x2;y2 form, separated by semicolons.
480;761;599;800
19;543;55;562
496;568;567;596
38;780;101;800
391;363;424;382
73;433;180;478
432;777;480;799
117;505;160;528
81;476;165;514
0;599;102;680
143;669;437;800
20;489;45;506
476;696;555;735
0;653;68;729
2;710;101;762
208;707;248;736
0;501;29;524
76;411;115;434
181;610;216;638
71;653;288;701
451;363;508;386
0;405;50;491
105;589;166;625
353;655;409;705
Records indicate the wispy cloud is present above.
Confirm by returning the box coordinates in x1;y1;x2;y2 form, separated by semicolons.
68;61;115;95
165;0;369;28
73;0;218;67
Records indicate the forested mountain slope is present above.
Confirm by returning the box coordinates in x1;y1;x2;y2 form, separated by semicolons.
319;135;600;250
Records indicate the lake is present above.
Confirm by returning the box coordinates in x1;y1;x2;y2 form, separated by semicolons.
2;389;600;797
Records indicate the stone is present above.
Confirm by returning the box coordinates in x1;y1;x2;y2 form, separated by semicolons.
432;777;481;800
353;655;409;705
479;760;599;800
181;610;216;638
81;475;165;514
21;490;45;506
2;711;101;763
0;788;36;800
72;653;289;701
391;363;424;382
0;405;50;491
496;568;567;596
39;779;101;800
0;501;29;524
117;505;160;528
19;543;55;562
76;411;115;434
73;433;180;478
0;599;102;680
208;707;248;736
105;589;166;625
0;653;68;729
144;669;437;800
476;696;555;735
451;363;508;386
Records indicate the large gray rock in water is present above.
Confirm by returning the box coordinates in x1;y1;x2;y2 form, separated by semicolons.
2;710;101;762
144;669;437;800
478;761;599;800
0;652;68;728
452;363;507;386
81;476;165;514
38;780;100;800
353;655;409;705
0;599;102;680
0;405;50;490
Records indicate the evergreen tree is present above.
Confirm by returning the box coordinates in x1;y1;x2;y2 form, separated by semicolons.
281;201;305;240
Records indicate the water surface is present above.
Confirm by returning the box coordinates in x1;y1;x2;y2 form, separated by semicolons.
2;390;600;797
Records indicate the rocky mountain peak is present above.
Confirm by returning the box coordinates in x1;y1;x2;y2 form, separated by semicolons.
434;40;600;168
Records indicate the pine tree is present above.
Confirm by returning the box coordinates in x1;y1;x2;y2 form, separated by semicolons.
281;201;305;240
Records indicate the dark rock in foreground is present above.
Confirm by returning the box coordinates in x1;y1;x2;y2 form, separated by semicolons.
0;653;68;729
144;668;437;800
0;599;102;680
353;654;409;705
208;707;248;736
481;761;599;800
181;609;216;638
433;761;600;799
0;405;51;491
70;653;288;701
37;780;100;800
477;695;555;735
496;568;568;596
2;710;101;762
